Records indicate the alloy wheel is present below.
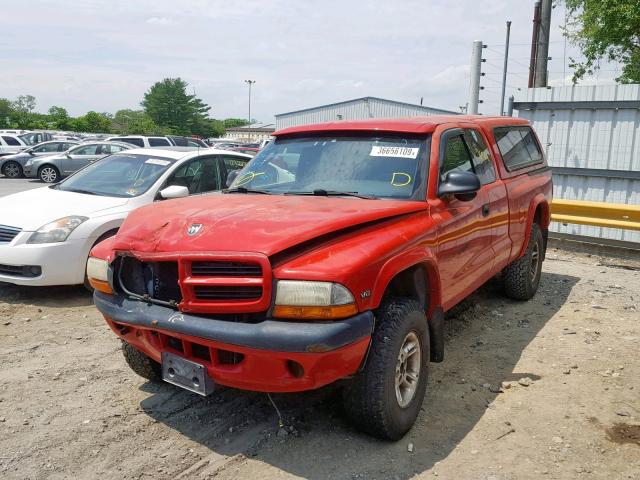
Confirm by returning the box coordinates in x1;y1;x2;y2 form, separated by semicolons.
40;167;57;183
394;331;421;408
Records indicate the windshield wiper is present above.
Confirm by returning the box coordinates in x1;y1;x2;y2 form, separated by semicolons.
286;189;377;200
223;187;272;195
61;188;101;196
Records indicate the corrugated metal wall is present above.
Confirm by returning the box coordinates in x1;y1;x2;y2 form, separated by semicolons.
275;97;455;129
516;85;640;244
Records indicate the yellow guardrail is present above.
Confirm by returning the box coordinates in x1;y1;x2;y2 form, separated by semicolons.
551;199;640;231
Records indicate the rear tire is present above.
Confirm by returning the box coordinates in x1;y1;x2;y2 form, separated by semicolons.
342;299;429;440
503;223;544;300
38;165;60;183
121;341;162;382
2;161;23;178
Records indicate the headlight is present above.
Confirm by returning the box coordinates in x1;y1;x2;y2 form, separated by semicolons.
273;280;357;320
27;216;88;244
86;257;113;294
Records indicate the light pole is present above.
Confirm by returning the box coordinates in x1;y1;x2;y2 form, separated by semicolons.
244;80;255;128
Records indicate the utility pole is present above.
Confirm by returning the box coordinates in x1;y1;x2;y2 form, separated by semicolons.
500;21;512;116
244;79;255;126
534;0;552;87
528;1;541;88
468;40;483;115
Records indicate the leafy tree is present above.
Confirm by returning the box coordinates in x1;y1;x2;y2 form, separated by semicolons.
70;111;112;133
48;106;71;130
142;78;214;135
112;109;165;135
0;98;12;128
564;0;640;83
223;118;250;128
11;95;37;128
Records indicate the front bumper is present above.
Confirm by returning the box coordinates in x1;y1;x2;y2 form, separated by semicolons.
95;292;374;392
0;235;90;285
22;165;36;177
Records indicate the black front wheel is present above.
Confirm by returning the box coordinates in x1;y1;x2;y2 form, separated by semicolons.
121;341;162;382
342;299;429;440
2;161;23;178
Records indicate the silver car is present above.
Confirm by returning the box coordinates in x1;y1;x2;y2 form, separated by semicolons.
23;141;133;183
0;140;79;178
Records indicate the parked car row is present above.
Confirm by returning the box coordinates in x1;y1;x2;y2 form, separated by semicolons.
0;147;251;286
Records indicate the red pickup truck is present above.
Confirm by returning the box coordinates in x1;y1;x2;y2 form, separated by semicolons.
88;115;552;439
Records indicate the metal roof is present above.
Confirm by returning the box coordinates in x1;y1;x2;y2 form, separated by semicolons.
276;96;456;117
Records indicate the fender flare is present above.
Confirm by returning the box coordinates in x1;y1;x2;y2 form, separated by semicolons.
371;246;442;316
518;194;550;258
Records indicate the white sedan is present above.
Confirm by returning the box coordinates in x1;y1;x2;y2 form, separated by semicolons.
0;148;251;286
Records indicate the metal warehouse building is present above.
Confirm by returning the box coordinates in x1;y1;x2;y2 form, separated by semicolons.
275;96;457;130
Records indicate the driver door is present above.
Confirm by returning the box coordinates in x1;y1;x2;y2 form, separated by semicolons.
62;144;99;174
432;128;494;310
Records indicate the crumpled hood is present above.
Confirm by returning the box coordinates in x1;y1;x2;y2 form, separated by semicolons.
0;186;130;231
113;194;428;256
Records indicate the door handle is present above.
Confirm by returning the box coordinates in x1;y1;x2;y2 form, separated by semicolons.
482;203;490;217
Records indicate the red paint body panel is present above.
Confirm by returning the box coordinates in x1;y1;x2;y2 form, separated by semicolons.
105;317;370;392
92;115;552;393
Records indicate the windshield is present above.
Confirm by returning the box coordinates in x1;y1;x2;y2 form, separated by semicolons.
229;134;430;200
56;153;176;197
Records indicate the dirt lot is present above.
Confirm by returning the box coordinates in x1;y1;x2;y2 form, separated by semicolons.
1;248;639;480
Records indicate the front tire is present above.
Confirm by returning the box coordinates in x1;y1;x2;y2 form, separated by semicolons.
38;165;60;183
343;299;429;440
121;341;162;382
2;161;23;178
503;223;544;300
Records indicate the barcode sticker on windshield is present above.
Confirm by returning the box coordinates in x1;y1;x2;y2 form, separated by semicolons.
370;146;419;159
146;159;170;166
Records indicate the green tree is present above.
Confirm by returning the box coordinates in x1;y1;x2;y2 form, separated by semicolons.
223;118;250;128
112;109;165;134
564;0;640;83
11;95;37;128
0;98;12;128
48;106;71;130
71;111;112;133
142;78;214;135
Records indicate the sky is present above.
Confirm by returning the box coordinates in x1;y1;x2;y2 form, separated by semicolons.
0;0;622;123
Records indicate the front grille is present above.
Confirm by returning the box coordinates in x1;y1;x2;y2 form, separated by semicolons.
117;257;182;304
191;261;262;277
0;225;21;244
194;286;263;300
0;264;41;278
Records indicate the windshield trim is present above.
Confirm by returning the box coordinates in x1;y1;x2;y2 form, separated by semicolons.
231;133;431;201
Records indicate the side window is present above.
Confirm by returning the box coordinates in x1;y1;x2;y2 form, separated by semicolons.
119;138;144;147
33;143;60;153
100;144;126;154
61;143;76;151
219;156;249;186
440;134;473;180
73;145;99;155
463;129;496;185
149;137;171;147
2;136;21;146
493;126;543;171
166;157;220;195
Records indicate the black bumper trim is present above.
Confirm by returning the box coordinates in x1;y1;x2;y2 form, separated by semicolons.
94;292;374;353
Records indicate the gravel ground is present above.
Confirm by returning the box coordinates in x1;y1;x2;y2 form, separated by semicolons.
0;248;639;480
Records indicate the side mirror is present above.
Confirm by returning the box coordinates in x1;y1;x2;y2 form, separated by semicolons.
66;153;71;158
159;185;189;199
438;171;481;201
226;169;240;188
